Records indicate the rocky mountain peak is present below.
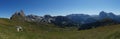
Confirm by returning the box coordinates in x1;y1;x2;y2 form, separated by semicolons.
19;10;25;17
12;10;25;17
10;10;26;21
99;11;108;18
99;11;107;15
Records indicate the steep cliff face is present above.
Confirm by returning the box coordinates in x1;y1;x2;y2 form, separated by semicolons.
10;10;26;21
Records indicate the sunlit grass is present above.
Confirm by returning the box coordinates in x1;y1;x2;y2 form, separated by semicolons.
0;18;120;39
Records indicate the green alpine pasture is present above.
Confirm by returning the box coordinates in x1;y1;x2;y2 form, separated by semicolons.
0;18;120;39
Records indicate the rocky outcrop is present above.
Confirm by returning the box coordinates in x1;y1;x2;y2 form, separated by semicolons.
26;14;55;23
26;14;43;22
10;10;26;21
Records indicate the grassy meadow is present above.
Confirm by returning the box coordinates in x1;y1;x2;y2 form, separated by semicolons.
0;18;120;39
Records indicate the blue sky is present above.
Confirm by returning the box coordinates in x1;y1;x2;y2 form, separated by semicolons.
0;0;120;18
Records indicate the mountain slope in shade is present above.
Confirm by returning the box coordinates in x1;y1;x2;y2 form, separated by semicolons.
66;14;97;24
79;18;120;30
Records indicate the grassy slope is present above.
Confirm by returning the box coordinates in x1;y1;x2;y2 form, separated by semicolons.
0;18;120;39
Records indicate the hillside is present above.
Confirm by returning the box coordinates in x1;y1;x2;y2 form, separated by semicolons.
0;18;120;39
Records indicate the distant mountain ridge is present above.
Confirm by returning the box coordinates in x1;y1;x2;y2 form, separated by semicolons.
66;14;97;24
10;10;120;29
10;10;76;27
67;11;120;24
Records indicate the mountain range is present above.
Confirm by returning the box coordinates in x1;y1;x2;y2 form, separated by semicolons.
10;10;120;30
